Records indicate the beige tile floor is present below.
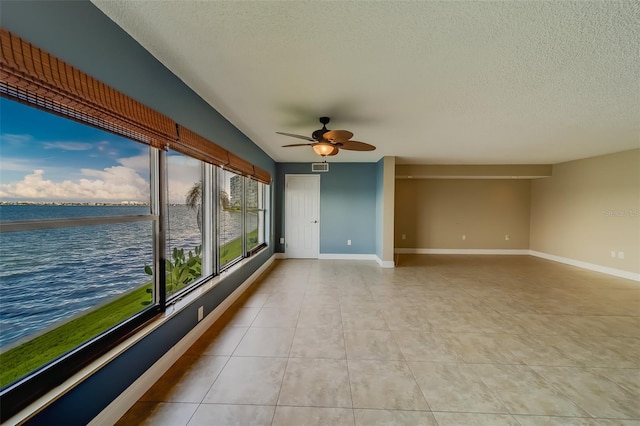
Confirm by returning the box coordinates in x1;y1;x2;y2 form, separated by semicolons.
117;255;640;426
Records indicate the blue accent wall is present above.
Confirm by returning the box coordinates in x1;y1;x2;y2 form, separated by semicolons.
275;163;377;255
2;1;276;423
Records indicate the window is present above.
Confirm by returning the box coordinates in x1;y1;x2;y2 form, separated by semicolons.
0;28;272;420
165;152;204;298
0;98;271;396
0;98;267;396
0;96;271;418
245;179;266;253
218;168;244;268
0;98;157;388
0;97;272;394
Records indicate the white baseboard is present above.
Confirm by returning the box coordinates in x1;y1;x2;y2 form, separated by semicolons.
376;255;396;268
89;255;276;426
394;248;530;255
392;248;638;282
279;252;395;268
318;253;378;261
529;250;640;282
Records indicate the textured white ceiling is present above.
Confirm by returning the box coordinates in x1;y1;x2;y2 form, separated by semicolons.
92;0;640;164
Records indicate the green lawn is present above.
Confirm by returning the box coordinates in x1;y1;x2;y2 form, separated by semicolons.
0;230;260;388
220;228;258;265
220;235;243;265
0;284;152;387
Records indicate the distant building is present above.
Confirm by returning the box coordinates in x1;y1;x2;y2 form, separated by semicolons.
230;175;257;207
230;175;242;205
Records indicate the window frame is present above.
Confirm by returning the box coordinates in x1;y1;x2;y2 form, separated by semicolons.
218;168;245;271
164;151;207;301
0;141;162;418
245;178;267;256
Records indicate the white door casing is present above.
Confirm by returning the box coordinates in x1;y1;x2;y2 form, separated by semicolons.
285;174;320;258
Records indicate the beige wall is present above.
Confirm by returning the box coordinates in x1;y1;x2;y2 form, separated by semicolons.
395;179;531;249
382;156;396;263
530;149;640;274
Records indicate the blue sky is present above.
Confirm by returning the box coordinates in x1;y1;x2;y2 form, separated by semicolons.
1;98;143;180
0;98;200;203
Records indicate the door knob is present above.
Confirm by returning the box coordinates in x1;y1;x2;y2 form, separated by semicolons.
311;220;318;223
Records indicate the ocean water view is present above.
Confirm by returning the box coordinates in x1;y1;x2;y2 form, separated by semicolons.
0;205;242;349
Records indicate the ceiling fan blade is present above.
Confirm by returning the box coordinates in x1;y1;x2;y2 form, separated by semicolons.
340;140;376;151
282;143;313;147
323;130;354;143
276;132;314;142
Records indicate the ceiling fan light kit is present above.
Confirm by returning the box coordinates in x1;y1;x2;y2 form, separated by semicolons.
278;117;375;158
312;142;338;156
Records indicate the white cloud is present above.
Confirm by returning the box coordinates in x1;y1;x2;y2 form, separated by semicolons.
42;141;93;151
1;133;31;145
118;154;149;174
96;141;110;152
167;155;201;204
0;153;203;203
0;157;43;173
0;167;149;202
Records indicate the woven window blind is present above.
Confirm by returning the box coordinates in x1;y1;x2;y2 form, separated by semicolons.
228;152;255;176
175;125;271;183
0;29;271;184
0;29;175;148
174;124;230;166
253;167;271;185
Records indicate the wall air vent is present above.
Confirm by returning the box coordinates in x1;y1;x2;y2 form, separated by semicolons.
312;162;329;172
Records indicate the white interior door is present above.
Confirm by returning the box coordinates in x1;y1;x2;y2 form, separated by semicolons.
285;174;320;258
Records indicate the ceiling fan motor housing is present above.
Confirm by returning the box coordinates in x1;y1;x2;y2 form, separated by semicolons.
312;117;331;141
311;117;331;142
312;128;328;141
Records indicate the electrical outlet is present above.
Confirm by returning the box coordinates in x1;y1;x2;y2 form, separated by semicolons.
401;234;406;240
279;237;285;244
611;250;616;258
505;234;510;241
618;251;625;259
462;235;466;240
347;239;352;246
197;306;204;322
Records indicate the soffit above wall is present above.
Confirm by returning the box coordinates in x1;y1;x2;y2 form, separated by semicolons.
396;164;552;179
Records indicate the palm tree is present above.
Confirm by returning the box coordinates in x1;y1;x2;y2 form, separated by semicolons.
220;190;231;210
186;180;233;231
186;181;202;231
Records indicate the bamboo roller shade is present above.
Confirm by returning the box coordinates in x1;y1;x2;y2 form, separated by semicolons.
0;28;271;184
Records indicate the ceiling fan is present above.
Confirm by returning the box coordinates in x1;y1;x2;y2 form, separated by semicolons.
277;117;376;157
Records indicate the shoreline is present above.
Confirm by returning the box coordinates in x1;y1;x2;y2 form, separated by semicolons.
0;202;151;206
